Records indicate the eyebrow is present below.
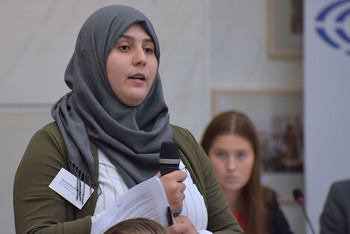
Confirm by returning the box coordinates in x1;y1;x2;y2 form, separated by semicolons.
119;34;154;43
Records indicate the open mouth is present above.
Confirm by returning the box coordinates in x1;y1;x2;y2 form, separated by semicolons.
129;75;145;81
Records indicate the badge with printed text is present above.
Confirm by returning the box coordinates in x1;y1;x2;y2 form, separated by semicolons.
49;167;94;209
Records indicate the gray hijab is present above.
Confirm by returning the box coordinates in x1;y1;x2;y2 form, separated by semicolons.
51;5;172;188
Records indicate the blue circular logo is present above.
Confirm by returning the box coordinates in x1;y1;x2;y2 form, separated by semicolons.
315;0;350;55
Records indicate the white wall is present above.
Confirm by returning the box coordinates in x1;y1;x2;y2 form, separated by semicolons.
210;1;303;90
1;1;304;233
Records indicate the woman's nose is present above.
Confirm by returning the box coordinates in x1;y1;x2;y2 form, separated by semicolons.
133;48;147;65
227;156;237;171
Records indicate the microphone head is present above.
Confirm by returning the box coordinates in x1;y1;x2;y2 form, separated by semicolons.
293;188;304;203
159;141;180;176
159;141;180;160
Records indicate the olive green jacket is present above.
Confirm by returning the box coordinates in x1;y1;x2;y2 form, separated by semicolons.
13;122;243;233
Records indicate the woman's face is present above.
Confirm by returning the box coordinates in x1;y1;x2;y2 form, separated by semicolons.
106;23;158;106
208;133;255;194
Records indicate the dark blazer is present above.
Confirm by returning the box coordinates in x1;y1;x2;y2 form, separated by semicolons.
263;186;293;234
320;180;350;234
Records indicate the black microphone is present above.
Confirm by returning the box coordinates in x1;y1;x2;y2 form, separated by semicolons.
292;188;316;234
159;141;180;176
293;188;304;203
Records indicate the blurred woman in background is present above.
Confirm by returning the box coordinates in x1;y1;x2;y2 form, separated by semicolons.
200;110;293;234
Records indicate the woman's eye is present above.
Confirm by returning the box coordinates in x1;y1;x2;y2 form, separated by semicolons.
119;45;129;51
144;48;154;54
216;151;227;159
237;151;247;159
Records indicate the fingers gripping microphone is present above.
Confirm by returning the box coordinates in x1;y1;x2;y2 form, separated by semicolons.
293;188;316;234
159;141;182;218
159;141;180;176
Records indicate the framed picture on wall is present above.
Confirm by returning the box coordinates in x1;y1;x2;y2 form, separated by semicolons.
266;0;303;59
211;88;304;173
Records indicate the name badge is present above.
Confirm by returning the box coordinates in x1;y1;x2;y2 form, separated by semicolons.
49;167;94;209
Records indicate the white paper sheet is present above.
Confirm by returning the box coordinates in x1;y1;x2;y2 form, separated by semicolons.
91;176;173;234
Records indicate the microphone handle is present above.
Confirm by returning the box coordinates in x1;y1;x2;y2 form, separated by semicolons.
299;202;316;234
160;164;179;176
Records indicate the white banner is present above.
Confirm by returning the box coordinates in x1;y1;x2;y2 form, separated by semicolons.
305;1;350;234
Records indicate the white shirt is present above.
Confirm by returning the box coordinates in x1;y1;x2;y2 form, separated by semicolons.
92;148;212;233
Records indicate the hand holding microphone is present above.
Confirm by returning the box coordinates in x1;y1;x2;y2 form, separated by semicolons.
158;141;186;216
159;143;198;233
